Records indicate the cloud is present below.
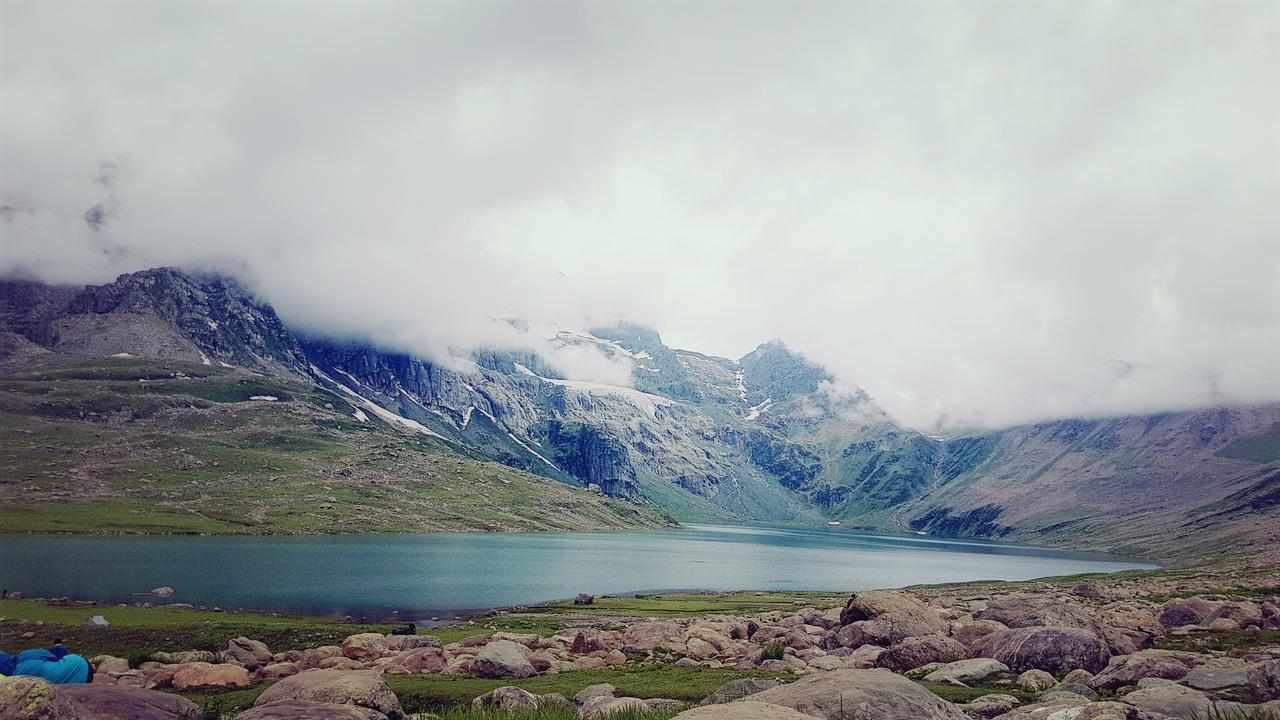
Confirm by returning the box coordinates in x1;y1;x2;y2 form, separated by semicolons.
2;0;1277;430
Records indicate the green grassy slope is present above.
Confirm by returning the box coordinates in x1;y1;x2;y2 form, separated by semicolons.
0;355;674;534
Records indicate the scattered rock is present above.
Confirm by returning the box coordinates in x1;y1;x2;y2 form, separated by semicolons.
875;634;969;672
1017;669;1056;690
170;662;251;690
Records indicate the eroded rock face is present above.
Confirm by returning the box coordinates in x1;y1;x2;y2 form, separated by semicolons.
253;669;403;720
1249;660;1280;702
972;625;1111;674
747;668;969;720
58;685;201;720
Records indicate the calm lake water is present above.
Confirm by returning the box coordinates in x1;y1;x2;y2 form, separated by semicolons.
0;524;1155;619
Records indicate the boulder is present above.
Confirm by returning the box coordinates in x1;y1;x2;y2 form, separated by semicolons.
974;594;1093;629
0;677;92;720
1062;669;1094;685
471;639;536;679
581;697;649;719
949;619;1009;651
972;626;1111;673
91;655;130;674
1087;649;1198;690
837;591;949;646
224;637;272;669
170;662;252;690
58;685;201;720
962;693;1020;718
922;658;1009;685
298;646;343;670
1048;683;1099;701
341;633;390;661
1017;669;1056;690
234;700;388;720
1158;598;1212;628
875;634;969;672
746;668;969;719
623;621;685;650
1122;684;1242;719
700;677;783;705
574;684;617;706
258;662;299;680
384;635;440;652
253;669;403;720
674;701;817;719
686;637;718;660
389;647;446;674
472;686;540;711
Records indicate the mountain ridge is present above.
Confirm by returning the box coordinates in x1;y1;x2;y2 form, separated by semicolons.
2;266;1277;562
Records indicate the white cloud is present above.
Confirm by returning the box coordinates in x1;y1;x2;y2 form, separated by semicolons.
2;0;1277;430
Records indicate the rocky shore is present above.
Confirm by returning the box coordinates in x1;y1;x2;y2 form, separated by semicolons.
4;568;1280;719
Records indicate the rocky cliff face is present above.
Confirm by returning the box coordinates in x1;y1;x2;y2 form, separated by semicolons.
3;267;1277;560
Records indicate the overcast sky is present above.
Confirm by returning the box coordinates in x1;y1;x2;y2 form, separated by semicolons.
2;0;1278;431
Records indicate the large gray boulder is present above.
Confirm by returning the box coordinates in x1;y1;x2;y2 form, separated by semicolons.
0;677;92;720
674;701;817;719
972;625;1111;673
253;669;403;720
471;639;537;679
1122;684;1246;719
234;700;388;720
747;668;969;719
875;634;969;672
59;685;201;720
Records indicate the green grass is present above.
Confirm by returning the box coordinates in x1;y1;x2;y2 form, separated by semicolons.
529;591;845;617
0;356;674;535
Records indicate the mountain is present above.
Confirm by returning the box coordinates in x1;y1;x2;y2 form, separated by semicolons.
1;267;1277;562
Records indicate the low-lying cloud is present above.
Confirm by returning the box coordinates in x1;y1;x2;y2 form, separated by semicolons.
2;0;1277;431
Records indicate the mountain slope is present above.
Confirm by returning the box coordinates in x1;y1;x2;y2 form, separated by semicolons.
1;267;1276;562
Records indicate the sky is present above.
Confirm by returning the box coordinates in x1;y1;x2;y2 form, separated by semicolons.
1;0;1278;431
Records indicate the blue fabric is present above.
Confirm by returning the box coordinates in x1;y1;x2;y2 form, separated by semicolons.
11;652;90;684
0;651;14;677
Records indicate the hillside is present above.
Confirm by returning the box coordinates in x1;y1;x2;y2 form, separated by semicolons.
1;268;1277;562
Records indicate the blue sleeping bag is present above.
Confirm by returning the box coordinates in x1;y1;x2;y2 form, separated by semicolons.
0;646;91;684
